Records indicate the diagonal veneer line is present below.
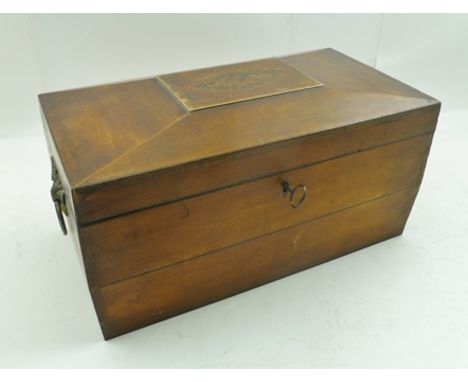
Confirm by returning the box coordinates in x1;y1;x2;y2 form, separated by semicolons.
75;113;189;187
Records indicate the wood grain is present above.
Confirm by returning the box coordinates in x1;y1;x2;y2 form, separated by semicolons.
39;78;187;187
100;187;418;339
39;49;439;223
39;48;441;340
84;134;432;286
75;105;438;224
158;57;322;111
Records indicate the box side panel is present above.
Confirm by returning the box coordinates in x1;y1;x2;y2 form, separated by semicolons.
41;106;110;338
41;108;78;227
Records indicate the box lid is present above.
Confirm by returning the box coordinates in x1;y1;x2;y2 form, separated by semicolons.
39;48;439;225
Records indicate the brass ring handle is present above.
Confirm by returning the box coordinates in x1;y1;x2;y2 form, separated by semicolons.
282;181;307;208
51;158;68;235
54;199;68;235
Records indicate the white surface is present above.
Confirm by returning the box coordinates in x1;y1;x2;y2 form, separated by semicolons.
0;13;384;137
3;13;468;137
0;109;467;368
377;14;468;111
0;15;42;138
1;13;468;368
3;14;468;138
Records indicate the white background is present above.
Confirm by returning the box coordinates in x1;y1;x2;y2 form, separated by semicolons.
0;14;467;367
2;13;468;138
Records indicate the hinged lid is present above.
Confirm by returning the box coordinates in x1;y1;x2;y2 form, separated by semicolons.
39;48;439;225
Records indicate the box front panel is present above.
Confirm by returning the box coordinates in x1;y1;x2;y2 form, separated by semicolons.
99;187;418;338
82;133;432;287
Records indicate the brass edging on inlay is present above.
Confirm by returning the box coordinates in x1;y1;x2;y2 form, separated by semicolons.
158;79;323;112
189;83;323;111
156;76;191;112
156;59;323;112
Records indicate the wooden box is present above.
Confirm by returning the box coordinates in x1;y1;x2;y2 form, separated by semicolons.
39;48;440;339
